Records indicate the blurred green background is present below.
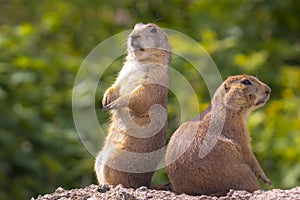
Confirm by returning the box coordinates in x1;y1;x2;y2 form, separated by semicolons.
1;0;300;199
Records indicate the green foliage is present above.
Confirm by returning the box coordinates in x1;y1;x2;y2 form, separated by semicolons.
0;0;299;199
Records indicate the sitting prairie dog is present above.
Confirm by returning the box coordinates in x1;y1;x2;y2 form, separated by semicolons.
95;23;170;188
165;75;272;196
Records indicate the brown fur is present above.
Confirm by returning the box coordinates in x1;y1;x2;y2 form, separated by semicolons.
95;23;170;188
165;75;272;196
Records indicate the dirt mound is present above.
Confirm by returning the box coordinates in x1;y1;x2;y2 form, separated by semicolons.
33;184;300;200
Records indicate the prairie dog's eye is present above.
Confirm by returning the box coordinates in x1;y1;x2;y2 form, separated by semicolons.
150;28;157;33
241;79;252;85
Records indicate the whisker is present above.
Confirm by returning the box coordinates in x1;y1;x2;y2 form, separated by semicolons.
254;71;261;79
153;10;164;23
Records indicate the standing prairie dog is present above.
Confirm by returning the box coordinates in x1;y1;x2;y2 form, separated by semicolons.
165;75;272;196
95;23;170;188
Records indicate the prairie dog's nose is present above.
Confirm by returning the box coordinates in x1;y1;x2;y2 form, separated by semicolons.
130;35;140;40
130;35;139;46
265;86;271;96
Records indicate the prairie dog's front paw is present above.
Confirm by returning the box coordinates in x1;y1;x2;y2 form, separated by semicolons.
259;174;272;185
103;95;130;111
102;87;119;109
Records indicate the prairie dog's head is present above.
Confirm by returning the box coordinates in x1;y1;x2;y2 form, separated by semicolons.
127;23;170;63
218;75;271;113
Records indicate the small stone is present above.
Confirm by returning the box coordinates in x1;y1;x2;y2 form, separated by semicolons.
146;193;154;198
97;184;110;193
219;196;232;200
87;195;100;200
115;184;124;190
137;186;148;192
253;189;264;195
226;189;235;197
116;191;136;200
55;187;65;193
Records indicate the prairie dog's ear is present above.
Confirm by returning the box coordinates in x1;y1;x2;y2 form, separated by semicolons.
224;82;230;92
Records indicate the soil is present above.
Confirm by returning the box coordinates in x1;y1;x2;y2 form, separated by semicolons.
33;184;300;200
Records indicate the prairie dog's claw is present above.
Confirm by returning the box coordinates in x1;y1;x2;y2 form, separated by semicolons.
259;174;272;185
102;87;119;109
103;96;129;111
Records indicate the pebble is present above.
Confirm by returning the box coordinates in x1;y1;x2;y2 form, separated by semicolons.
34;184;300;200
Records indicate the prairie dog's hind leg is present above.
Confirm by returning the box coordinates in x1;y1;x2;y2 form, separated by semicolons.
95;153;107;184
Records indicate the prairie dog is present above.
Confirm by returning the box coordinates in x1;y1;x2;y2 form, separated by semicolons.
95;23;170;188
165;75;272;196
